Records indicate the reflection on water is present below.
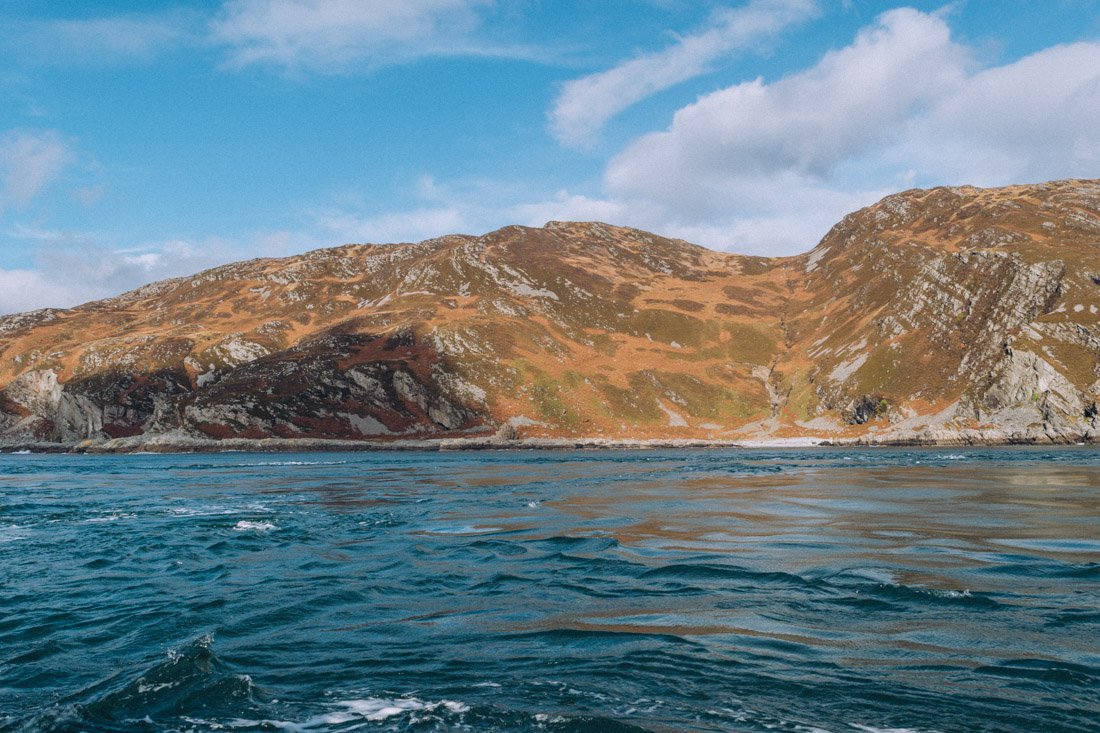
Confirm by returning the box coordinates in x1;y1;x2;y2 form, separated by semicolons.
0;447;1097;732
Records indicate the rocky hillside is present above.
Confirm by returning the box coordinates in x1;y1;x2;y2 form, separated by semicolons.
2;179;1098;449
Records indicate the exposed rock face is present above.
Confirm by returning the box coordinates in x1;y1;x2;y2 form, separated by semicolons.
1;179;1098;449
790;179;1100;443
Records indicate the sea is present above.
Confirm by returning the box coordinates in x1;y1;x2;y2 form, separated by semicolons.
0;448;1097;733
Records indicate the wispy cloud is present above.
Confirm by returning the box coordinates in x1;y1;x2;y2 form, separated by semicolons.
210;0;495;71
3;12;195;65
549;0;820;147
0;227;236;314
0;130;72;211
2;2;515;72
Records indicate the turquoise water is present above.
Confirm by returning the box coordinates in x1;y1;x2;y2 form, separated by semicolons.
1;448;1098;732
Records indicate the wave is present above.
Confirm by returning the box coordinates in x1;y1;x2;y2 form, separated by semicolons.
856;582;1003;609
9;636;263;733
185;698;655;733
4;636;651;733
973;658;1100;686
640;562;814;589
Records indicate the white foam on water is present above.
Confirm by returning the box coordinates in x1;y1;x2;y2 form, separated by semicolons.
136;681;179;694
931;588;971;599
87;512;136;523
223;697;470;731
340;698;469;720
169;502;271;519
169;506;240;518
233;520;276;532
534;712;567;724
851;726;933;733
166;634;214;662
0;525;30;543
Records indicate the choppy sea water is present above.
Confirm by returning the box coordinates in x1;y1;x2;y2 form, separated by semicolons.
1;448;1098;733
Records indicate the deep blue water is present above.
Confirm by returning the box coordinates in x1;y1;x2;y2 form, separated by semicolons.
1;448;1098;732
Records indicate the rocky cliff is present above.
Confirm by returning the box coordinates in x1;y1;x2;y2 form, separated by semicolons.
2;179;1098;450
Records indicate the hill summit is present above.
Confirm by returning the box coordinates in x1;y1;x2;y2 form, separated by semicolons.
2;180;1099;450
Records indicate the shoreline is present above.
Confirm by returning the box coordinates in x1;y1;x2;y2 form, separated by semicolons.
1;430;1097;454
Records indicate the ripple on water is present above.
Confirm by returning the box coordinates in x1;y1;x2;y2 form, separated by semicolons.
1;449;1097;733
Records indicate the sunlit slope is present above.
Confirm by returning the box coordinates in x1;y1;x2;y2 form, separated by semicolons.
1;180;1097;445
780;179;1100;441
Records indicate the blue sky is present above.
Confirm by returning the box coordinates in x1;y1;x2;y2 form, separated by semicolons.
1;0;1098;313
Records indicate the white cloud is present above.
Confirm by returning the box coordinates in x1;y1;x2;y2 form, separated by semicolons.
211;0;491;70
39;239;222;296
0;130;72;211
550;0;819;147
0;226;236;315
510;191;627;226
0;268;77;314
593;8;1100;255
896;41;1100;184
647;185;890;253
606;8;968;214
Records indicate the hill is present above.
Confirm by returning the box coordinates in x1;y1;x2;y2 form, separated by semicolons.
2;179;1098;450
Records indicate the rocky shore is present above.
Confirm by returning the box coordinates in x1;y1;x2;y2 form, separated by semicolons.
2;426;1096;454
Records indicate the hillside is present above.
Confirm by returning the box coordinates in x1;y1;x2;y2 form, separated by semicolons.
1;179;1098;450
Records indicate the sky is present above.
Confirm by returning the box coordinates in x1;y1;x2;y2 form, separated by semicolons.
0;0;1098;314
